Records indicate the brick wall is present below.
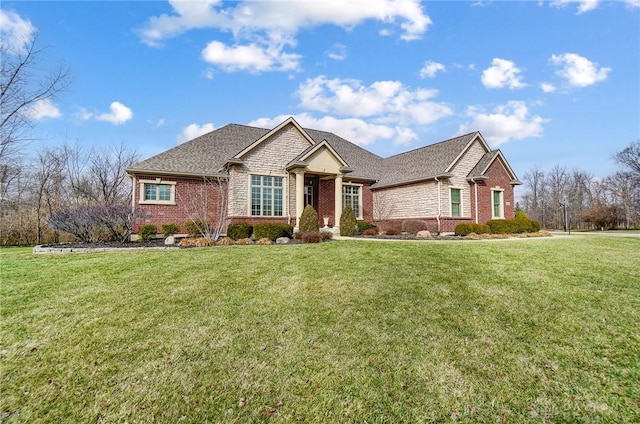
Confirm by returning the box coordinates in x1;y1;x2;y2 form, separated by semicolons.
473;158;516;223
133;175;225;233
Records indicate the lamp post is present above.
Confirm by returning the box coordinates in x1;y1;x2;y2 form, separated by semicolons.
559;200;567;233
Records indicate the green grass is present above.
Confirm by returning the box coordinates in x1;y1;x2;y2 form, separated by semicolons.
1;238;639;423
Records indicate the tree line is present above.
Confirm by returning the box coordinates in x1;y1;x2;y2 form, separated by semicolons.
519;140;640;230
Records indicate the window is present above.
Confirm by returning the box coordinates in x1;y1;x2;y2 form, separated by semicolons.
492;189;504;218
450;188;461;217
251;175;283;216
343;184;362;219
139;179;176;204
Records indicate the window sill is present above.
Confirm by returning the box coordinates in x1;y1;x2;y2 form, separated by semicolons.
139;200;176;205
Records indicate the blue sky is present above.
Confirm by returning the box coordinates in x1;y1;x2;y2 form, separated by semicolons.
2;0;639;179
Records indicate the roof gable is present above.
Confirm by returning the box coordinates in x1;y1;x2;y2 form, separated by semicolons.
234;117;315;159
468;150;521;184
444;132;490;173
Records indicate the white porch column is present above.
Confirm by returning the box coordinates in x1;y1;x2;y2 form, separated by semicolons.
334;174;343;230
294;169;305;228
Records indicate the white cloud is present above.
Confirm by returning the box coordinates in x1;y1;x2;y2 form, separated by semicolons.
327;43;347;61
95;102;134;125
540;82;557;93
201;40;300;72
248;113;416;146
296;76;452;126
459;101;548;147
550;53;611;87
23;99;61;120
550;0;601;13
138;1;430;73
0;9;36;55
419;61;446;79
177;123;216;144
481;58;526;89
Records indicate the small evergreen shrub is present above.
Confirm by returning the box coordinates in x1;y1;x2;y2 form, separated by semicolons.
363;227;378;236
486;219;519;234
454;223;490;236
530;220;541;232
301;232;323;243
357;221;375;234
161;222;180;238
299;205;320;233
253;222;293;241
401;220;429;235
139;224;157;241
185;219;207;237
227;222;253;240
339;206;358;236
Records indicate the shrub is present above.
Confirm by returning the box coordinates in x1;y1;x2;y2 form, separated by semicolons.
235;237;254;245
47;204;133;243
301;232;323;243
320;231;333;241
454;223;490;236
139;224;157;241
339;206;358;236
530;220;541;232
380;221;402;235
385;228;400;236
357;221;375;234
227;223;253;240
401;220;429;235
254;222;293;241
299;205;320;233
486;219;519;234
179;237;214;248
256;237;272;245
161;222;180;238
185;219;208;237
216;237;236;246
363;227;378;236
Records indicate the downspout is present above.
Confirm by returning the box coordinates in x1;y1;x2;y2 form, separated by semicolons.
473;180;479;224
435;177;441;235
286;172;291;225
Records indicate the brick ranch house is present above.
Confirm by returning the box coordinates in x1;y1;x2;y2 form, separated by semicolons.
126;117;521;236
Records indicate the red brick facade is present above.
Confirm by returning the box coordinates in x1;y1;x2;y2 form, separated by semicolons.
471;158;516;224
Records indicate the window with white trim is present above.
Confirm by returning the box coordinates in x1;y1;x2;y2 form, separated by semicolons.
492;189;504;219
139;179;176;204
450;188;462;217
251;175;283;216
343;184;362;219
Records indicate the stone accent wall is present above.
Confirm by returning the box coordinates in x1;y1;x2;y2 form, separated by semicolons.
373;181;438;220
446;141;486;217
228;125;312;217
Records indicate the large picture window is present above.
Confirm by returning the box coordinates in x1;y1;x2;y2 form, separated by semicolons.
450;188;461;217
139;179;176;204
343;184;362;219
492;189;504;219
251;175;283;216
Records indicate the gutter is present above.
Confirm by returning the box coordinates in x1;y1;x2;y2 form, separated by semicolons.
434;176;441;235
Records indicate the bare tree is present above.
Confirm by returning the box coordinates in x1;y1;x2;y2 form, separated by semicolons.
32;146;68;243
86;144;138;204
1;35;71;186
177;175;229;240
372;190;396;222
614;140;640;178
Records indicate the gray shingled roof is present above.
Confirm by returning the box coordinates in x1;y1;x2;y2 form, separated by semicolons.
126;124;493;187
126;124;269;177
374;132;479;187
467;150;500;179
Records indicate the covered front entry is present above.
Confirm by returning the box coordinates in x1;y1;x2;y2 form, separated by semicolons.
287;140;352;232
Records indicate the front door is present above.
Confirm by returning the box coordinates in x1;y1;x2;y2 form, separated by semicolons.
304;176;319;211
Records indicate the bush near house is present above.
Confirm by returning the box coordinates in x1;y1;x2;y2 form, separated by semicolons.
161;222;180;238
299;205;320;233
357;221;376;234
139;224;157;241
185;219;208;238
253;223;293;241
227;223;253;240
454;223;491;236
340;206;358;236
401;220;429;235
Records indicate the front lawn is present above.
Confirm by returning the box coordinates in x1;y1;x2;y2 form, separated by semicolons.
1;237;639;422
